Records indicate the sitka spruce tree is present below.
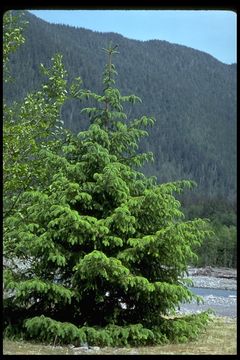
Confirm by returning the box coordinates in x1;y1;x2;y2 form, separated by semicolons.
4;42;212;346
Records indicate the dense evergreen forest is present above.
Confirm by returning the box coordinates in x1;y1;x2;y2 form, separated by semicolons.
4;11;236;267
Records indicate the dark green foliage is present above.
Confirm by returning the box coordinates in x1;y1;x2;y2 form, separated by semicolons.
4;27;212;346
160;311;211;344
184;197;236;267
22;312;210;346
4;11;236;203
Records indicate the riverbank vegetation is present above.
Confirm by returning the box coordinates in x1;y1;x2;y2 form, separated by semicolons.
3;317;236;355
184;197;236;268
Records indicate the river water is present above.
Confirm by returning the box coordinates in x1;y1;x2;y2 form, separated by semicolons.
189;287;237;298
178;286;237;318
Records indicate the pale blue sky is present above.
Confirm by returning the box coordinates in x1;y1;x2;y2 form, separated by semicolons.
29;10;236;64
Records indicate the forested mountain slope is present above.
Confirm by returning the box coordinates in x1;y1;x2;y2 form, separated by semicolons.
4;11;236;203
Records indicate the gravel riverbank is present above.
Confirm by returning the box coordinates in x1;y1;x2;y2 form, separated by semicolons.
178;267;237;318
187;267;236;290
178;294;237;318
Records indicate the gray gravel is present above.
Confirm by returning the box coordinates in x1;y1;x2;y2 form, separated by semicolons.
188;275;236;290
178;295;237;318
178;268;237;318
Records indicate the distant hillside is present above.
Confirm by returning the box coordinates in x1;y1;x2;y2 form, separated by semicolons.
4;11;236;203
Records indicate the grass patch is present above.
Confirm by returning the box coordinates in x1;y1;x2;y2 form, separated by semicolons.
3;316;236;355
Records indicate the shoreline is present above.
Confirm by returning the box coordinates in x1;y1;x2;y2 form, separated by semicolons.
178;267;237;318
186;266;237;291
187;266;236;279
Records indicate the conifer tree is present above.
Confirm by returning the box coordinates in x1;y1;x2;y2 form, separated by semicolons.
4;41;212;346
